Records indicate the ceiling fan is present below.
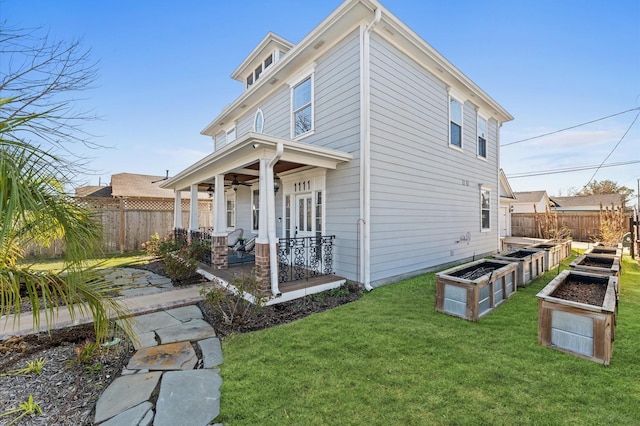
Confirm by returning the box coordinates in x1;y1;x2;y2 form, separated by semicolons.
226;175;252;191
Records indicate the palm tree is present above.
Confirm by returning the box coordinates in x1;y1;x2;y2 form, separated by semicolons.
0;98;129;341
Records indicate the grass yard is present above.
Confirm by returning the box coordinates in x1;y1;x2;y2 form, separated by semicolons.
219;255;640;425
19;252;150;272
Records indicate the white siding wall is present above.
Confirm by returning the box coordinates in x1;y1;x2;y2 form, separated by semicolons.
368;33;499;285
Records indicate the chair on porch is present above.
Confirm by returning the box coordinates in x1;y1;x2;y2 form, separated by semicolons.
227;228;244;248
231;236;256;265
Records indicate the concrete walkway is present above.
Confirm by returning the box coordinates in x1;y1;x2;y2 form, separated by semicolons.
0;268;223;426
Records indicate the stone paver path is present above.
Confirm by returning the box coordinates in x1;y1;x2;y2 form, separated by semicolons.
96;305;223;425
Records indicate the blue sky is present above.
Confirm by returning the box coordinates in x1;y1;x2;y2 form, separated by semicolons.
2;0;639;203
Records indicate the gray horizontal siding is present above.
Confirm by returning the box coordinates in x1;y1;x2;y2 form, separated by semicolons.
369;32;499;284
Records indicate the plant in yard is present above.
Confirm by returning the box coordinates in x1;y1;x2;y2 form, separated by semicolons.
141;232;162;257
200;271;266;326
0;395;43;425
161;245;199;282
1;357;46;376
73;338;100;365
596;203;626;246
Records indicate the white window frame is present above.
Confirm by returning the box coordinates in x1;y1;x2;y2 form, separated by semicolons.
480;185;491;232
449;96;463;150
254;109;264;133
225;190;236;230
289;65;315;139
477;113;488;160
226;125;236;143
251;188;260;233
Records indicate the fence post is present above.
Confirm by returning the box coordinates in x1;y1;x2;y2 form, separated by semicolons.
119;198;125;254
631;214;636;259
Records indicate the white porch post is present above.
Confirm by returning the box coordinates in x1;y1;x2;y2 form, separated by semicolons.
189;184;199;232
257;159;269;244
173;190;182;229
212;174;228;269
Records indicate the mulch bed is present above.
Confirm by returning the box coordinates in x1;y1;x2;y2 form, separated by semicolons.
551;280;607;306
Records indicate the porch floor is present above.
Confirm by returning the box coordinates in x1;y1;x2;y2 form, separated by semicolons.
197;262;347;303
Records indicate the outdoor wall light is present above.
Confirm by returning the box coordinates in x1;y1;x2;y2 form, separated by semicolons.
207;184;214;198
252;143;260;149
273;174;281;194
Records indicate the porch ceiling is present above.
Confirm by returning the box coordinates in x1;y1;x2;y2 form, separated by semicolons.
160;132;353;192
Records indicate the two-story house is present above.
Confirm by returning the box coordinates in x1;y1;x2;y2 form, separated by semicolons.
161;0;513;298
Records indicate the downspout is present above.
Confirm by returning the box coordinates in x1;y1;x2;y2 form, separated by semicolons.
360;8;381;291
268;142;284;296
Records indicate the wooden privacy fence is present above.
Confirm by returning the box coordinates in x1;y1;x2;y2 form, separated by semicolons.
512;212;602;241
24;197;213;257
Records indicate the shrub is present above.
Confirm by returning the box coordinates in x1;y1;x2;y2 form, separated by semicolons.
162;245;199;282
141;233;162;257
200;270;266;326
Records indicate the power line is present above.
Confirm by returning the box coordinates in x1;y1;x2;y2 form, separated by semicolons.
501;107;640;147
578;109;640;192
506;160;640;179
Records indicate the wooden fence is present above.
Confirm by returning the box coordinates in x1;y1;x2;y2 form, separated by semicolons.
511;212;602;241
24;197;213;257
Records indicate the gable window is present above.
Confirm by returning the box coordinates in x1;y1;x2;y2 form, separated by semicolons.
254;109;264;133
252;189;260;232
246;73;253;89
477;116;487;158
449;97;463;148
226;126;236;143
226;191;236;228
292;76;313;137
264;53;273;69
481;187;491;230
254;64;263;81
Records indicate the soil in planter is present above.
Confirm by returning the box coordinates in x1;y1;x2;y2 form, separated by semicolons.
450;262;504;280
536;244;555;249
580;256;614;268
551;279;607;306
504;251;535;259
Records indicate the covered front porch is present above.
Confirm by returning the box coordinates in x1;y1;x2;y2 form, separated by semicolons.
161;133;352;298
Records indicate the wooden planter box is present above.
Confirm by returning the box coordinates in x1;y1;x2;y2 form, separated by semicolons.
585;246;622;257
570;254;620;277
537;270;617;365
493;249;545;287
554;239;573;260
435;259;518;321
531;242;563;271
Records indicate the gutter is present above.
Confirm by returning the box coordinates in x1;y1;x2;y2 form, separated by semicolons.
360;7;381;291
268;142;284;296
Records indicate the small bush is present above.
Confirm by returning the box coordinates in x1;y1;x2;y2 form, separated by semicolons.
73;339;100;365
162;245;199;282
201;271;266;326
141;233;162;257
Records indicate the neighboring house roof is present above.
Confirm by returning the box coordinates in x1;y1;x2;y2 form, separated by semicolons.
550;194;625;211
77;173;208;199
201;0;513;137
499;169;516;201
513;191;549;204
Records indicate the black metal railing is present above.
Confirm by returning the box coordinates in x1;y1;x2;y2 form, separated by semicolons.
190;230;212;265
174;228;188;249
278;235;335;283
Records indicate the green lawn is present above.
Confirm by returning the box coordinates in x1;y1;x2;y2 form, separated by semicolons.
219;255;640;425
19;252;150;272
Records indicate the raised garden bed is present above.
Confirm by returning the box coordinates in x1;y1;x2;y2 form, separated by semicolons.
435;259;518;321
585;246;622;257
554;239;573;260
493;249;545;287
531;242;563;271
570;254;620;276
536;270;617;365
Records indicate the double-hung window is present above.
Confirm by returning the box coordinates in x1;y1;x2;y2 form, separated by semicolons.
481;187;491;231
292;76;313;137
477;116;487;158
449;97;463;148
226;126;236;143
252;189;260;232
226;191;236;229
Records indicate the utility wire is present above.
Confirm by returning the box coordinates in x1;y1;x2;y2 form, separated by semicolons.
501;107;640;147
578;109;640;192
507;160;640;179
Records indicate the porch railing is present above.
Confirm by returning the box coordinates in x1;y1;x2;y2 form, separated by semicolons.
278;235;335;283
190;230;212;265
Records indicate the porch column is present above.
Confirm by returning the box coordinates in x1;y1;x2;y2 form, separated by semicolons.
211;174;228;269
189;184;199;232
255;158;279;293
173;190;182;229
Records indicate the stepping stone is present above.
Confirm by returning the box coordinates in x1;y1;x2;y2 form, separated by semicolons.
148;276;173;286
197;337;223;368
127;341;197;371
129;311;182;333
156;319;216;344
94;371;162;424
119;286;164;298
155;370;222;426
99;401;154;426
132;331;158;349
166;305;203;322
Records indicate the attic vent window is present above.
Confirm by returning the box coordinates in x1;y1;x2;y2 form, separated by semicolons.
264;54;273;68
245;53;277;90
246;74;253;88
